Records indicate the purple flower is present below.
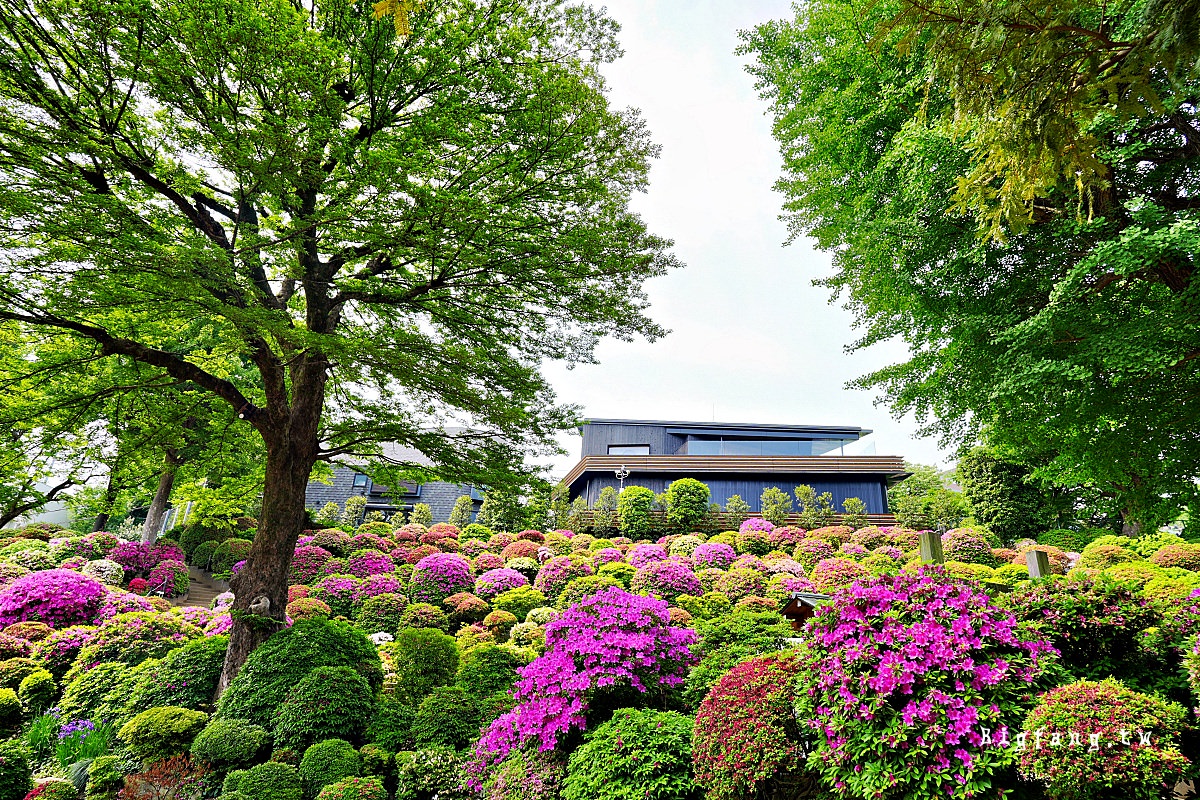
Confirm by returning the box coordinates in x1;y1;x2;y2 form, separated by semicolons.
693;543;736;570
409;553;473;605
475;568;530;600
0;570;107;628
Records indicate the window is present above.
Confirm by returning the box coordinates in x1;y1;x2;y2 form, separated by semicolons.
351;473;370;490
608;444;650;456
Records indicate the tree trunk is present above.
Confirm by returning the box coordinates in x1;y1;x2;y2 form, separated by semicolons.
216;364;326;695
142;453;180;544
92;474;118;532
1121;515;1142;537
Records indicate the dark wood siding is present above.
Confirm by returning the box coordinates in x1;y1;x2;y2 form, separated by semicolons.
580;422;683;457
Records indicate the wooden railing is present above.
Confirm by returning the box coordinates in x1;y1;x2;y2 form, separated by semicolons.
561;454;908;487
567;509;896;535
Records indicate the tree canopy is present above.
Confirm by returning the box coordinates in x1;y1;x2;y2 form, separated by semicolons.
740;0;1200;532
0;0;676;682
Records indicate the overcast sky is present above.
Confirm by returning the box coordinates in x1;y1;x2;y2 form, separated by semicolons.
542;0;953;478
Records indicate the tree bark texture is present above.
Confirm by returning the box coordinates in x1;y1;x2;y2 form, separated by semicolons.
141;453;179;544
216;356;328;695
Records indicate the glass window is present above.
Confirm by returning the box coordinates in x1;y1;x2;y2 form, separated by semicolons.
351;473;370;490
811;439;847;456
759;440;802;456
686;438;720;455
608;444;650;456
721;439;761;455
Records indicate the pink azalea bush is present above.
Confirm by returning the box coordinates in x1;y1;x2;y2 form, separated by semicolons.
794;567;1058;799
631;560;703;601
408;553;474;605
470;587;697;785
108;541;185;577
533;556;593;600
289;546;333;584
0;569;107;627
739;518;774;534
693;543;736;570
475;568;530;600
348;549;396;578
626;544;668;569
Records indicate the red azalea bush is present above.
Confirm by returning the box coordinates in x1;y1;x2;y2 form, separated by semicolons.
794;567;1058;800
1018;679;1190;799
286;597;333;621
127;578;150;596
0;570;107;627
2;621;52;642
1150;544;1200;571
310;529;352;555
500;540;541;562
692;652;809;800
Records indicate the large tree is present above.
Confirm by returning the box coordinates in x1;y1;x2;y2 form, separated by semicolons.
0;0;675;687
741;0;1200;533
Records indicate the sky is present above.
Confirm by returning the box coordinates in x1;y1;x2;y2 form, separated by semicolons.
542;0;953;477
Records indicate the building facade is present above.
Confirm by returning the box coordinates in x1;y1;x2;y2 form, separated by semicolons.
303;441;482;523
562;419;907;514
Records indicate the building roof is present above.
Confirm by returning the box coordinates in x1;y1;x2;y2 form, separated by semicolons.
578;418;872;438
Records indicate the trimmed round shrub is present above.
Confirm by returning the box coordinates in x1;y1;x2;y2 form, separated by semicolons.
617;486;655;537
412;686;481;750
17;669;55;714
347;550;395;578
444;592;489;626
2;622;50;642
1150;543;1200;571
455;644;522;700
217;619;382;730
500;539;540;562
315;777;387;800
81;559;125;586
388;627;459;705
126;634;228;715
28;779;76;800
630;560;701;601
490;586;546;622
474;568;528;601
562;708;696;800
999;575;1170;696
290;546;333;584
272;666;374;749
1078;544;1141;570
533;556;594;600
287;597;332;622
355;593;408;633
668;535;703;558
191;717;270;771
941;529;999;566
394;748;463;800
311;574;362;618
682;607;792;709
1019;679;1190;799
808;557;871;594
57;661;126;721
736;528;773;556
554;575;623;610
792;538;835;570
397;602;449;632
227;761;302;800
118;706;209;764
1037;528;1096;553
0;636;28;662
366;698;416;752
993;563;1030;585
408;554;473;606
712;568;765;601
692;652;808;800
67;612;202;678
0;739;30;800
0;658;38;694
480;748;565;800
0;689;19;732
596;562;636;588
190;540;220;570
793;567;1058;799
0;570;106;627
212;538;254;574
626;543;668;569
665;478;711;530
483;610;518;642
299;738;361;799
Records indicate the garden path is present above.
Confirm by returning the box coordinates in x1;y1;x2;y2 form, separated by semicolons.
172;569;223;608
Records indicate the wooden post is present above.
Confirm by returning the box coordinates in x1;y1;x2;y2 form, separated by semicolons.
1026;549;1051;579
919;530;945;564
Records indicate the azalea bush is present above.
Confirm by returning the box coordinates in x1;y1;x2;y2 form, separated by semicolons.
562;708;696;800
471;587;697;783
1018;679;1190;799
692;652;809;800
409;554;474;605
794;567;1058;799
0;570;107;627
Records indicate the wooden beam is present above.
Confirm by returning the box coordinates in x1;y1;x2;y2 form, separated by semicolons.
560;454;908;488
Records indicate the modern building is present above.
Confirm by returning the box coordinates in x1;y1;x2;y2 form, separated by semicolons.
561;418;907;514
303;442;482;523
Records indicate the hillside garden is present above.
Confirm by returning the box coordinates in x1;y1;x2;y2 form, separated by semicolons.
2;478;1200;800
